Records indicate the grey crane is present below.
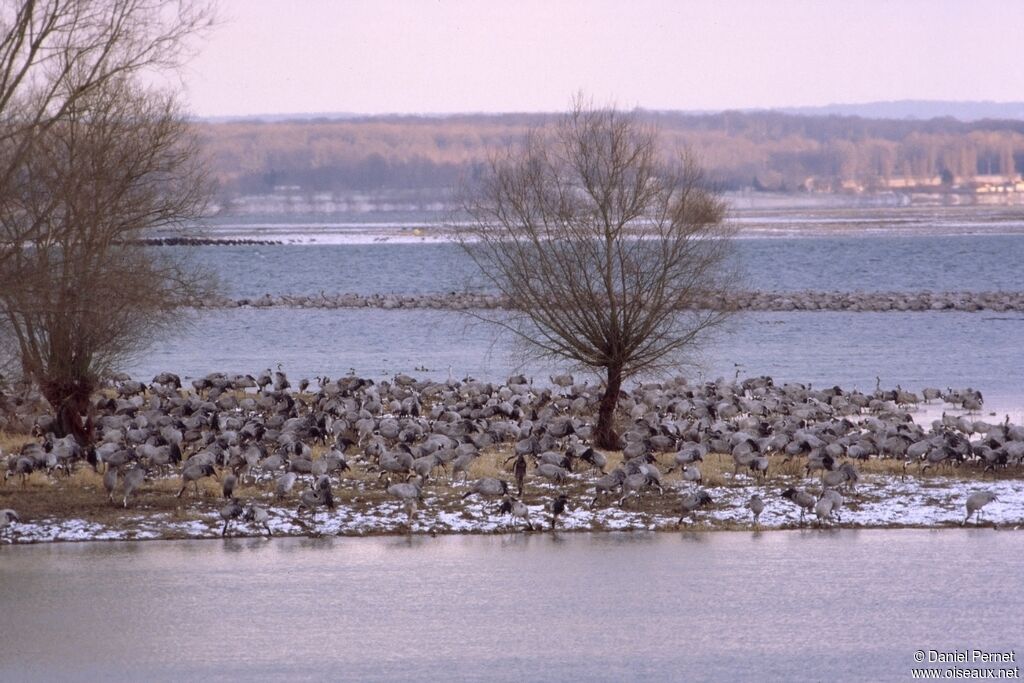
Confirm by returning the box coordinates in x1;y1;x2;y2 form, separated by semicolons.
817;489;844;525
297;483;334;517
0;509;19;537
275;472;298;500
462;478;509;500
822;462;859;490
450;452;478;483
536;451;570;469
577;447;607;473
813;493;837;527
243;504;272;536
535;463;569;485
678;490;714;524
387;478;423;524
618;472;660;507
220;499;244;536
550;494;570;530
963;491;997;525
591;468;626;507
103;467;119;503
176;463;216;498
122;466;146;508
747;494;765;527
497;496;534;531
222;473;238;499
781;487;816;523
5;455;34;486
298;475;336;516
671;444;706;471
411;453;443;481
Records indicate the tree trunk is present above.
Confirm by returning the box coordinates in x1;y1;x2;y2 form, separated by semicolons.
39;376;95;445
595;364;623;450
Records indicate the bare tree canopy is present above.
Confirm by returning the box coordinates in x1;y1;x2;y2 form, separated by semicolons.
2;78;213;442
0;0;212;131
0;1;215;442
0;0;213;279
457;99;737;448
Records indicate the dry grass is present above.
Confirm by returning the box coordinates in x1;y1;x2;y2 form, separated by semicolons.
1;468;195;527
663;451;1017;483
0;430;35;454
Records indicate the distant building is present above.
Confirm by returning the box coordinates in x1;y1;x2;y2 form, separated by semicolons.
885;176;942;189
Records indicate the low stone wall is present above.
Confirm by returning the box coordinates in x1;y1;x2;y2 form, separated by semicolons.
135;237;283;246
196;290;1024;312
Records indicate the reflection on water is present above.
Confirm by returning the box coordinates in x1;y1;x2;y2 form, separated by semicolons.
2;531;1023;682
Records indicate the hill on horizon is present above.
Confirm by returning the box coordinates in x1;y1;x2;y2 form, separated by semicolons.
775;100;1024;122
200;100;1024;124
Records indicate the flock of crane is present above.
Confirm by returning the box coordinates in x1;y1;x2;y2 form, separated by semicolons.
1;368;1018;540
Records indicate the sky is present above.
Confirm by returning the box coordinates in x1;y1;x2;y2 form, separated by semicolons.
181;0;1024;117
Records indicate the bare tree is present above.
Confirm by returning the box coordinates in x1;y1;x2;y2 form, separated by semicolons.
1;77;212;442
457;100;736;449
0;1;215;442
0;0;214;291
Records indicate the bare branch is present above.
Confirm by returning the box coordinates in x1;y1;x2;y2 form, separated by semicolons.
455;98;738;447
0;76;215;441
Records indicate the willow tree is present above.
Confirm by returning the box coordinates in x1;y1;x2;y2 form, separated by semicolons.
2;78;212;442
458;101;736;449
0;1;215;442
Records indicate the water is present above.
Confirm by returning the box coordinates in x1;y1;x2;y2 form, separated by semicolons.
1;531;1021;682
132;309;1024;420
184;233;1024;298
129;206;1024;417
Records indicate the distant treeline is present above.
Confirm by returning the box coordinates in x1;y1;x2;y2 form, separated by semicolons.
198;111;1024;196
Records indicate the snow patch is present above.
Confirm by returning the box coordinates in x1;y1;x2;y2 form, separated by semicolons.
3;474;1023;544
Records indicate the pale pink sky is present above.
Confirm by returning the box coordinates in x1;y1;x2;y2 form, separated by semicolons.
181;0;1024;116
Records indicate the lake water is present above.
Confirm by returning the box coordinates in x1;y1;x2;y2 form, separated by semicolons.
183;233;1024;299
1;531;1021;682
132;308;1024;421
126;206;1024;418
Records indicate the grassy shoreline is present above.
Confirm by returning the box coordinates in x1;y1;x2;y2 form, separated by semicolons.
3;448;1021;544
